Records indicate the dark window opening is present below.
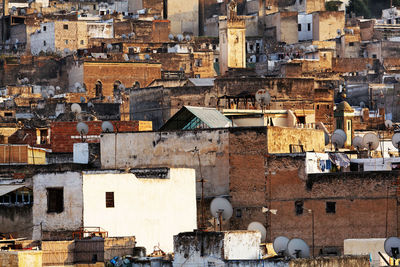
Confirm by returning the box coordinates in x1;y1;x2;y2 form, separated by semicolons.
236;208;242;218
295;200;303;215
298;24;302;31
95;81;103;98
349;42;354;46
47;188;64;213
40;129;48;144
307;23;311;31
43;26;47;31
326;201;336;214
249;44;254;51
317;104;320;110
63;24;68;30
106;192;114;208
298;116;306;124
4;112;12;117
372;54;377;59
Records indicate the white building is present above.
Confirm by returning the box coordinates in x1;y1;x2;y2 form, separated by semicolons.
298;13;313;41
32;168;197;253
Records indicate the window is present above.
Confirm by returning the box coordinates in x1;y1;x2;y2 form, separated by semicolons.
372;54;377;59
43;40;46;46
43;26;46;31
4;112;12;117
307;23;311;31
235;208;242;218
326;202;336;214
195;59;202;67
298;24;302;31
317;104;319;110
295;200;303;215
65;40;68;45
63;24;68;30
106;192;114;208
47;188;63;213
80;40;84;45
349;42;354;46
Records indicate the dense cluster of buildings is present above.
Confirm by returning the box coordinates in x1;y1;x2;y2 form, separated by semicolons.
1;0;400;266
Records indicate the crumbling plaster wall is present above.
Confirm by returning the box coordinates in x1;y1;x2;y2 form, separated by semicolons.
32;172;83;240
100;130;230;197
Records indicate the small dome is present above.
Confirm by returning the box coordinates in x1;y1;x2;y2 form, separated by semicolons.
336;101;354;112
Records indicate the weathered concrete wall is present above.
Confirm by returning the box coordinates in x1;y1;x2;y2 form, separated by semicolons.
173;231;261;267
289;256;370;267
0;205;32;239
267;127;325;153
100;130;230;197
168;0;199;35
313;11;345;41
0;251;42;267
32;172;83;240
82;169;197;253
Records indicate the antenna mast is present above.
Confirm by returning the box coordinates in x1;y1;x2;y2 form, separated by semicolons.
193;147;207;230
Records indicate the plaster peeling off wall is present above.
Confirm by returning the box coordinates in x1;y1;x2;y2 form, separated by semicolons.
100;130;230;197
32;172;83;240
82;169;197;253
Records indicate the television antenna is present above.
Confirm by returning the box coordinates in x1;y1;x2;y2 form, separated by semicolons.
76;122;89;142
362;133;379;157
101;121;114;133
247;222;267;243
273;236;289;256
255;89;271;112
287;238;310;259
384;236;400;260
210;197;233;231
331;129;346;150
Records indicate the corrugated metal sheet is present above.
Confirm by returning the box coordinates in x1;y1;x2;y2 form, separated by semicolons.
188;78;215;87
0;185;25;196
185;106;232;128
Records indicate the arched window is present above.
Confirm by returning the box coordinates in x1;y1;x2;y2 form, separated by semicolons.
133;81;140;89
113;80;122;95
95;81;102;98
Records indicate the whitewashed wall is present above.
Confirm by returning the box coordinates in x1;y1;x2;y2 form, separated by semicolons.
82;168;197;253
30;22;55;55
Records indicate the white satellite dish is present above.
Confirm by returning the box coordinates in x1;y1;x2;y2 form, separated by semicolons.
392;133;400;149
255;89;271;108
87;101;94;108
352;136;364;150
384;237;400;259
185;35;191;41
177;34;184;42
287;238;310;259
101;121;114;133
168;34;174;40
123;54;129;61
273;236;289;256
210;197;233;220
385;120;393;129
247;222;267;243
76;122;89;135
48;89;55;97
362;133;379;151
71;103;82;114
331;129;346;149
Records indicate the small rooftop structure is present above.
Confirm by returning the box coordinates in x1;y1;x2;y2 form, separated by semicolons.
160;106;232;130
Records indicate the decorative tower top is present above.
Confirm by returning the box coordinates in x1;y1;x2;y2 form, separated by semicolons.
227;0;237;21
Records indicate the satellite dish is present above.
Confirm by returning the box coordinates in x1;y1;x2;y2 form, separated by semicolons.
87;101;94;108
331;129;346;149
177;34;184;42
71;103;82;114
360;101;366;108
352;136;364;150
392;133;400;149
362;133;379;150
273;236;289;256
287;238;310;259
76;122;89;135
48;88;55;97
255;89;271;108
168;34;174;40
385;120;393;129
247;222;267;243
384;237;400;259
123;54;129;61
210;197;233;220
101;121;114;133
185;35;191;41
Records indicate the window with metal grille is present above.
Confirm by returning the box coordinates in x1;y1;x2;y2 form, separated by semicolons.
47;188;63;213
326;201;336;214
106;192;114;208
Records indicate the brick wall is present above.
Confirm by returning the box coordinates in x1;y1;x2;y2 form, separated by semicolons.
50;121;139;153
